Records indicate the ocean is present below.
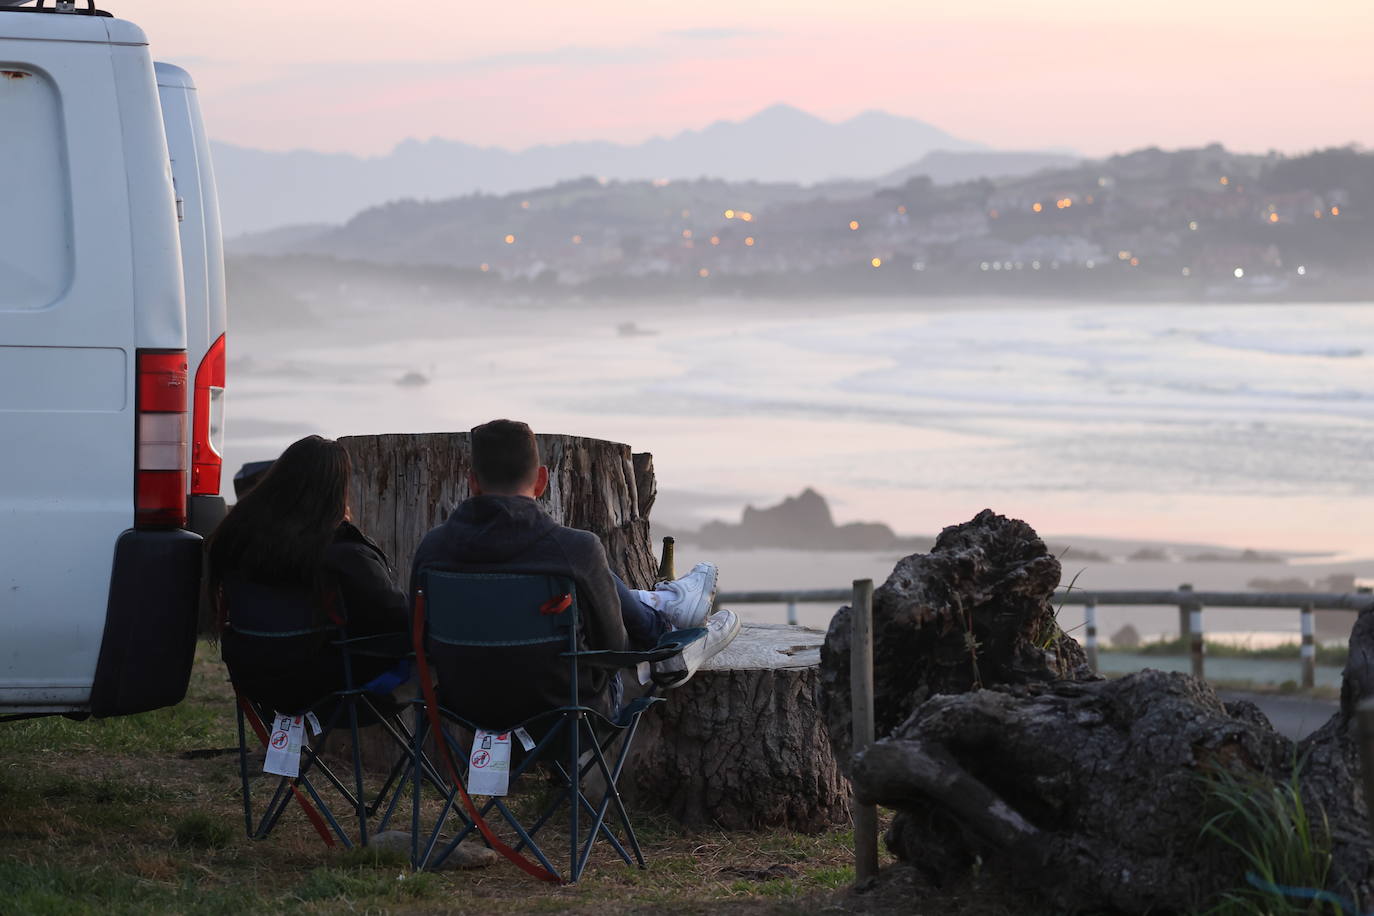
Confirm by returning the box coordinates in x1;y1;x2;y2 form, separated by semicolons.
226;296;1374;649
229;297;1374;549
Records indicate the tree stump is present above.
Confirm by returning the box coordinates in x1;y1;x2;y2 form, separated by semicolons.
340;431;848;832
339;431;657;590
622;623;851;832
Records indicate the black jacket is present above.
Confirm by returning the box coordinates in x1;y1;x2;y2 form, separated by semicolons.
222;522;408;713
409;494;627;727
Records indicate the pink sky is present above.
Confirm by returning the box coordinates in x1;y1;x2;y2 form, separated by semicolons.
131;0;1373;157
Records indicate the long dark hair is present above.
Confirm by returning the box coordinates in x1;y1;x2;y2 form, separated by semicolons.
208;435;350;630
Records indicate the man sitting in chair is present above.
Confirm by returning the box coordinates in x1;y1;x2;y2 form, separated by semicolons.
409;419;740;725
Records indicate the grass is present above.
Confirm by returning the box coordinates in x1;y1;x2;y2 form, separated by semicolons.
1198;764;1343;915
1103;637;1348;667
0;642;908;915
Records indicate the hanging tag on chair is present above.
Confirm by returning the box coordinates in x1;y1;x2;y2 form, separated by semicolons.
263;713;306;778
467;729;512;796
305;711;322;736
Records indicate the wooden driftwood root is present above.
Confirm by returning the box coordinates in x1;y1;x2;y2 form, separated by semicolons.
820;509;1374;913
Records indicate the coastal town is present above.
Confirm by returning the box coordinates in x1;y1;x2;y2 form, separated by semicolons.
233;144;1372;304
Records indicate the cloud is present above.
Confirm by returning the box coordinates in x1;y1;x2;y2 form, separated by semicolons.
661;27;777;42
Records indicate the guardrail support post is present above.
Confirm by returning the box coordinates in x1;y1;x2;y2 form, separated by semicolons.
1084;599;1098;673
786;599;798;626
1300;603;1315;689
1179;584;1204;679
1358;699;1374;838
851;578;878;882
1178;583;1194;643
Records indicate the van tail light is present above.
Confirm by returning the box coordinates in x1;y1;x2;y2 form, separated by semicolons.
191;333;226;495
136;349;189;528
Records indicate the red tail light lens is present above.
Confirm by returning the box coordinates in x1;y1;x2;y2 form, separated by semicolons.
136;350;188;528
191;333;226;495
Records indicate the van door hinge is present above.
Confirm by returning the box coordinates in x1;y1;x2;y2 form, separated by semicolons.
175;196;185;222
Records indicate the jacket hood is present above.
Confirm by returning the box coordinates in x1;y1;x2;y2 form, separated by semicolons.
438;494;558;563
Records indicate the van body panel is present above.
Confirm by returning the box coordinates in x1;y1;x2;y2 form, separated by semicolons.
0;16;195;713
0;346;125;410
0;12;110;43
111;43;184;350
0;64;71;311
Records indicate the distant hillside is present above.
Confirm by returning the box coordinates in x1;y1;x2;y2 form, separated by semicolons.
213;105;989;235
882;149;1081;186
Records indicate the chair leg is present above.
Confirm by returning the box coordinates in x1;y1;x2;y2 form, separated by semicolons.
236;702;254;838
569;710;580;883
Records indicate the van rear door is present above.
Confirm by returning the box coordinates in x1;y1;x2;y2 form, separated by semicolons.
156;62;228;534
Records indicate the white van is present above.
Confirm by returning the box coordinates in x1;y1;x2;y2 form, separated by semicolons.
0;2;226;719
156;61;228;534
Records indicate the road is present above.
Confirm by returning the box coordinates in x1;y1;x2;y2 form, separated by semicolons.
1218;690;1340;740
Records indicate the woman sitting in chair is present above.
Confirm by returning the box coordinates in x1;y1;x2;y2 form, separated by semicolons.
208;435;409;715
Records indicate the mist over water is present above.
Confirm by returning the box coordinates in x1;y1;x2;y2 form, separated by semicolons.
226;298;1374;564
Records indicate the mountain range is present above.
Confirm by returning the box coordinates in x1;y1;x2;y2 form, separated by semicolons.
212;104;1076;235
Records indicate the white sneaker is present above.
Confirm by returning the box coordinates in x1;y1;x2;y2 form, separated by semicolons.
639;562;718;629
652;608;741;689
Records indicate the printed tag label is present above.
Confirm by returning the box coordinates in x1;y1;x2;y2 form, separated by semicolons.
467;729;512;796
305;712;322;736
513;727;536;752
263;713;306;778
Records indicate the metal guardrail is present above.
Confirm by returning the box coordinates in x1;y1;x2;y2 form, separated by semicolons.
716;587;1374;686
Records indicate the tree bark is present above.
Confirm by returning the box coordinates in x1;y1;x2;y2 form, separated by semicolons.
341;432;849;832
339;431;657;589
622;623;852;833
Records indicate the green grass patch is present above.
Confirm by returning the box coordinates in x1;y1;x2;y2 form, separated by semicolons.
1199;764;1338;915
1104;637;1348;666
0;642;894;915
172;812;233;850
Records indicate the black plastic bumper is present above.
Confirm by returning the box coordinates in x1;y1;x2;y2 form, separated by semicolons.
187;494;227;537
89;528;203;718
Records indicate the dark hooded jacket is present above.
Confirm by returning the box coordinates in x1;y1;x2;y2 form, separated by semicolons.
409;494;627;727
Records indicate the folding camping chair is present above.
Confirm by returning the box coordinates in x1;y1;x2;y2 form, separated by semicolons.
409;570;705;883
223;580;443;849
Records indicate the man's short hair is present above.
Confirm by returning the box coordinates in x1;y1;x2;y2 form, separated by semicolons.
470;419;541;492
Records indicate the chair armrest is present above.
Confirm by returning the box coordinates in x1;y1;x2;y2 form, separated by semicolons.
563;626;707;670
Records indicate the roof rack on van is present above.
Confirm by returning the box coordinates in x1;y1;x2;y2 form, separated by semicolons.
0;0;111;16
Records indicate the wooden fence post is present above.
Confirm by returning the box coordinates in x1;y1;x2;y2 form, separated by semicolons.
1300;604;1315;689
851;578;878;882
1084;599;1099;673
